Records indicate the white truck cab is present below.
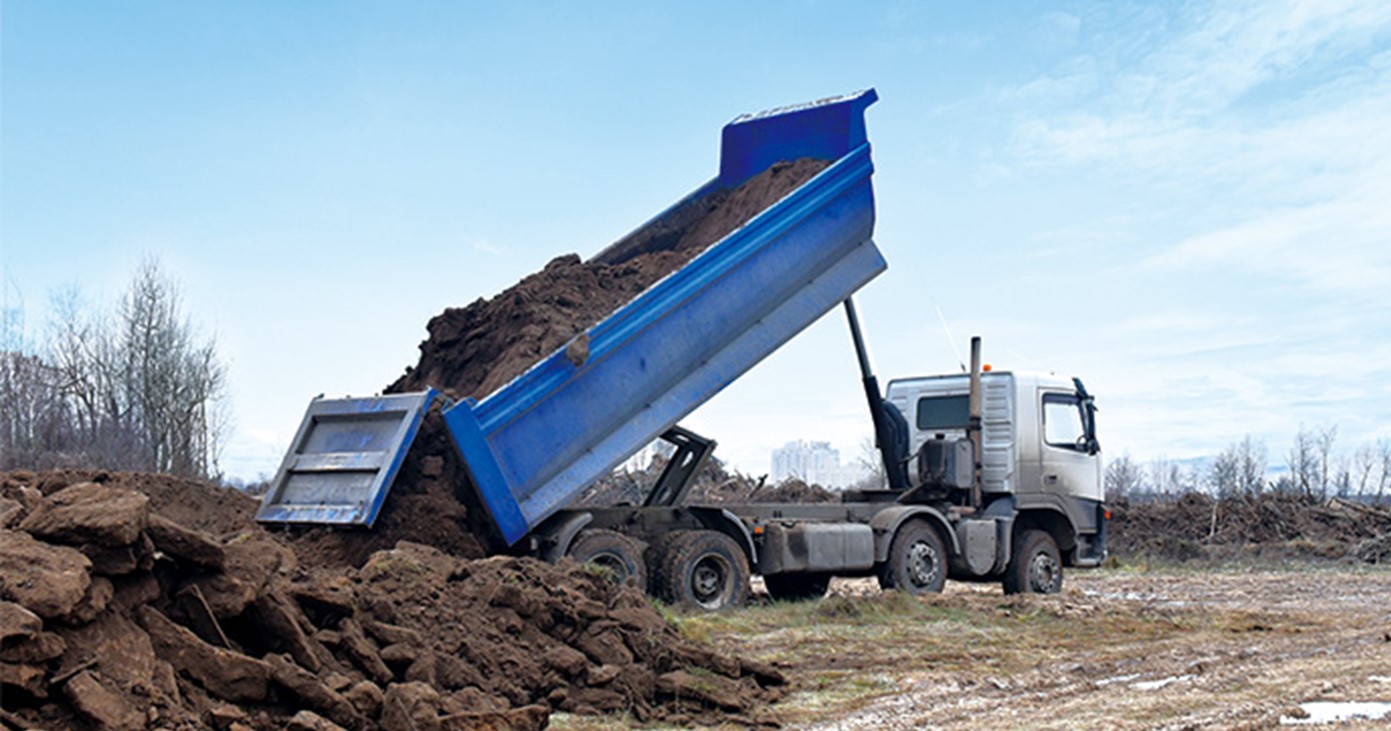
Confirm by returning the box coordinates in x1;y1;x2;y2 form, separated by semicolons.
884;369;1108;582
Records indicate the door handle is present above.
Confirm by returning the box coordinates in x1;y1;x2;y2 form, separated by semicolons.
1044;474;1059;486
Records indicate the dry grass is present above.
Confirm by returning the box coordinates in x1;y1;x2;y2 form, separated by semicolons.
553;566;1391;730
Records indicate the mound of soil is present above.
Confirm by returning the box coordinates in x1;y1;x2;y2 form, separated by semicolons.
1108;491;1391;562
695;477;838;505
281;411;492;569
387;158;830;400
579;452;838;508
0;470;786;730
12;468;257;539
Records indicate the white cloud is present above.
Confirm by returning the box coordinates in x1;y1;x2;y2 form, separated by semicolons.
468;238;508;256
1009;0;1391;185
970;1;1391;465
1145;165;1391;293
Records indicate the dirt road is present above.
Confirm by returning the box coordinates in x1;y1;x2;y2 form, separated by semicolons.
665;567;1391;730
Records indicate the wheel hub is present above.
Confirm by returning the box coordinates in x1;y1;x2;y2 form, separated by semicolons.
1028;552;1060;592
906;541;939;588
691;556;730;606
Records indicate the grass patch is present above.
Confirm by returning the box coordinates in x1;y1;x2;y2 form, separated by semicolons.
560;567;1391;729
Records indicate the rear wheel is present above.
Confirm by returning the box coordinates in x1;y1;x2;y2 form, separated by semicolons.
653;530;750;611
1003;529;1063;595
878;520;947;594
764;572;831;602
567;529;647;589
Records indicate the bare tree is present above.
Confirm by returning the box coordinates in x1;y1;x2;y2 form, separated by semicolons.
1286;425;1318;497
1378;439;1391;504
1351;444;1377;496
1149;456;1174;497
0;351;67;468
1209;445;1240;499
1104;452;1144;502
115;259;227;476
855;436;887;489
1145;457;1196;499
1333;459;1353;498
1235;435;1267;496
1;258;227;477
1187;437;1264;537
1316;425;1339;498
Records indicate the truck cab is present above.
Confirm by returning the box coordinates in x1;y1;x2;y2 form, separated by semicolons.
886;370;1108;582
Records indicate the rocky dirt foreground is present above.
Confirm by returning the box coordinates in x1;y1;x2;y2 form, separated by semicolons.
0;470;785;731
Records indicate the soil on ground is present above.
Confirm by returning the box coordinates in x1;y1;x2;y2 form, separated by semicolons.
0;470;786;731
760;569;1391;730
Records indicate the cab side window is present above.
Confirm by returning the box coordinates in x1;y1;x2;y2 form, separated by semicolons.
917;394;970;431
1042;393;1085;450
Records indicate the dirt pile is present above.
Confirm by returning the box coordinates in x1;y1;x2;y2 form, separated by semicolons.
387;158;830;400
282;412;493;568
1108;491;1391;562
579;452;839;508
1;471;786;730
694;477;838;505
369;158;830;550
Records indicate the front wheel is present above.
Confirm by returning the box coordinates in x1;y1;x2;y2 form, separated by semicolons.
878;520;947;594
652;530;750;611
1002;529;1063;595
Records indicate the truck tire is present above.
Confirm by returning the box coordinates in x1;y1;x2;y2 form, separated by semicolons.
653;530;750;611
878;520;947;594
764;573;831;602
567;529;647;589
1003;529;1063;595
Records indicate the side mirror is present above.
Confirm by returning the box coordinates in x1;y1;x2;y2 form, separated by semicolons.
1073;379;1100;456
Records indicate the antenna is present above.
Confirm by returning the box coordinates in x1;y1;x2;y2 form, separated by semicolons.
935;304;966;372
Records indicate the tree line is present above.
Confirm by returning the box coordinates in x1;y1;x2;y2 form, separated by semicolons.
1106;426;1391;503
0;259;227;478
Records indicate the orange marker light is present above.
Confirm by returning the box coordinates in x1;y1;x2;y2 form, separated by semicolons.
982;364;993;372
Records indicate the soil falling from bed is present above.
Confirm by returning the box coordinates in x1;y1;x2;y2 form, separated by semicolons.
387;157;831;400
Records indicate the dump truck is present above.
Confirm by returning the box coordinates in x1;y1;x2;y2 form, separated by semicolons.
257;89;1107;609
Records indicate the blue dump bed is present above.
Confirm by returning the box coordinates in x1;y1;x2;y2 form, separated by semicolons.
446;90;885;545
257;90;885;538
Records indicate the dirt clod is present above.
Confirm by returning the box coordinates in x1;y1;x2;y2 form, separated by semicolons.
0;529;92;620
20;481;150;548
64;669;146;731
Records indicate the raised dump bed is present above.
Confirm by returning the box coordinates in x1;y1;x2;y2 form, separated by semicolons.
259;90;885;543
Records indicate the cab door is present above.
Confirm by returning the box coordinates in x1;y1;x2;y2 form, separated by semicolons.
1038;390;1102;501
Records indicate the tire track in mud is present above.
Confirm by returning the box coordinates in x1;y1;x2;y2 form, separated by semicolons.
794;571;1391;731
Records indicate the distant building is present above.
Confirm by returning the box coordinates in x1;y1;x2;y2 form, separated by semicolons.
771;440;864;489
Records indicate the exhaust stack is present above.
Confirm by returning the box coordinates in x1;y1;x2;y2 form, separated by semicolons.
968;336;983;510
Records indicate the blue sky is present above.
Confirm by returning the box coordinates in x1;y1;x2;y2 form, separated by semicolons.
3;1;1389;480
